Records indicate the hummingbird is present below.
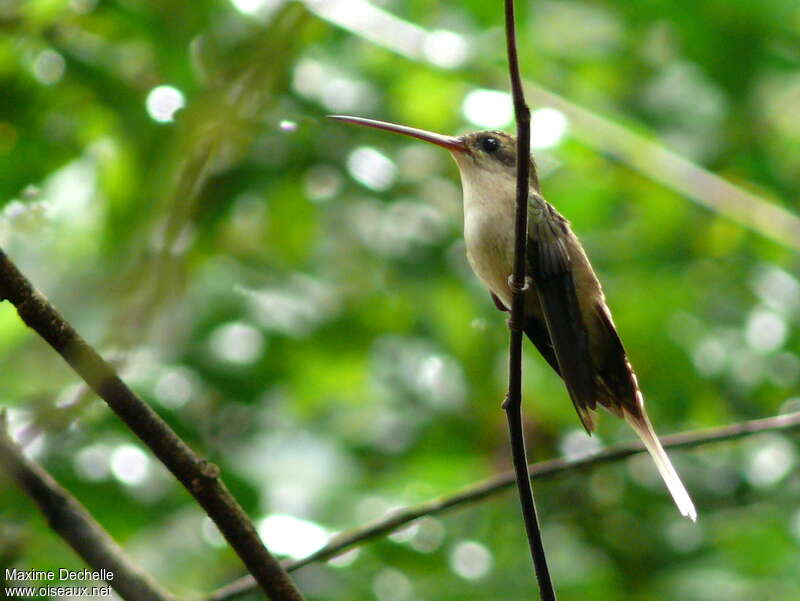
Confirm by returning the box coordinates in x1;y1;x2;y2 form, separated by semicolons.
330;115;696;521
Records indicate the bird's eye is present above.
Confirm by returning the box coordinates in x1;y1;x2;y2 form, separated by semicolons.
480;136;500;153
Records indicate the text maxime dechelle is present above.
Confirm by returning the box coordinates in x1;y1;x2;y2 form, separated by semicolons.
5;568;114;598
6;568;114;582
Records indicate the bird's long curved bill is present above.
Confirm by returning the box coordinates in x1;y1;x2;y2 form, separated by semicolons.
329;115;465;152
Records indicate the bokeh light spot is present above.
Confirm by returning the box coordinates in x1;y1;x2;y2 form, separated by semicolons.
241;275;338;337
423;30;469;68
462;89;513;128
559;428;602;460
409;517;445;553
666;519;704;553
293;59;325;97
347;146;397;191
693;337;729;376
74;444;111;481
110;444;150;486
744;434;796;488
230;0;262;13
304;164;342;202
322;78;364;112
768;352;800;387
372;568;412;601
33;50;65;85
750;265;800;317
530;107;568;149
146;85;185;123
258;514;327;559
154;367;195;409
449;540;492;580
745;308;787;353
230;0;282;17
208;321;265;365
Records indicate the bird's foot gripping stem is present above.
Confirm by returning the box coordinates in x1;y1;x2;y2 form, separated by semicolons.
505;275;532;332
507;274;532;294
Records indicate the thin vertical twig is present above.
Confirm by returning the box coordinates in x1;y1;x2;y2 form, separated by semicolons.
502;1;557;600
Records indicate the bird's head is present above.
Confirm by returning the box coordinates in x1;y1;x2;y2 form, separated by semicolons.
329;115;537;194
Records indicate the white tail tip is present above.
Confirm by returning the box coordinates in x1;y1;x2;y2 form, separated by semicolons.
625;411;697;522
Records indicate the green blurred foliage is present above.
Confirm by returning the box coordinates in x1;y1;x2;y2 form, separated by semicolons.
1;0;799;599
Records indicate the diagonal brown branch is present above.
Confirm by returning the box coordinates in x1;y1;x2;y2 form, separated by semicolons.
206;411;800;601
0;248;304;601
0;411;175;601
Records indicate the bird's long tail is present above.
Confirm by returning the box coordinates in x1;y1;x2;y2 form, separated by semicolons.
624;410;697;521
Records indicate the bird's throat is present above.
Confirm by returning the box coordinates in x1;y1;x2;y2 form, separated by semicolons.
460;173;520;308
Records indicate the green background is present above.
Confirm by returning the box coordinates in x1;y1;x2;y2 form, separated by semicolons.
1;0;799;599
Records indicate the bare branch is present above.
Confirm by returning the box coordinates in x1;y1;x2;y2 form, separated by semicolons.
502;1;557;599
0;411;175;601
0;248;304;601
206;411;800;601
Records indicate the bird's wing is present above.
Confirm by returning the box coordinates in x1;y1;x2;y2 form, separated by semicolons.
490;291;563;379
527;196;597;432
590;302;641;416
523;313;563;377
